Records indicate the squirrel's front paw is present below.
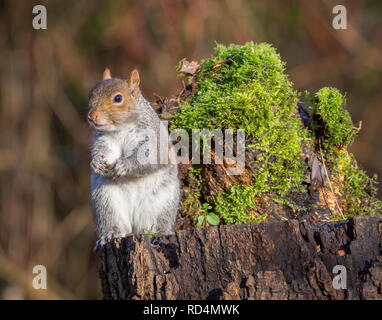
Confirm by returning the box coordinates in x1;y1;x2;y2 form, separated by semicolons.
110;160;129;180
91;156;111;176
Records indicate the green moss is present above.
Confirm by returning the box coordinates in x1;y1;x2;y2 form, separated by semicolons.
182;166;203;221
331;151;382;218
310;87;357;150
309;88;382;218
171;42;309;223
214;185;258;224
272;197;303;212
172;42;299;135
171;42;381;226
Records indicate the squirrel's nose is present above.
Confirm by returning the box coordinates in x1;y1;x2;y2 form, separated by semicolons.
88;110;99;123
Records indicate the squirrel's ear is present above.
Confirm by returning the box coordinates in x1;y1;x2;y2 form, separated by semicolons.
129;69;140;96
103;68;112;80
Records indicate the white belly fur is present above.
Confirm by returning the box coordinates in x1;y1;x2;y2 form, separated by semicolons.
90;167;178;235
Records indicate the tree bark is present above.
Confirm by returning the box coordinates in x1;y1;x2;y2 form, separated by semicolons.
99;214;382;300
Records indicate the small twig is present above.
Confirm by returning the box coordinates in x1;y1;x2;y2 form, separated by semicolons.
353;120;362;131
318;140;345;219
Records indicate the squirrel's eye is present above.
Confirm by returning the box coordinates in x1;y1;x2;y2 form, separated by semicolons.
113;94;123;104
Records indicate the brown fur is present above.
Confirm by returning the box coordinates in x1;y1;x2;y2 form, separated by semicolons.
88;70;140;128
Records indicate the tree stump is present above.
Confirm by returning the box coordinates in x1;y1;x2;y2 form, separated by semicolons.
99;214;382;300
98;43;382;300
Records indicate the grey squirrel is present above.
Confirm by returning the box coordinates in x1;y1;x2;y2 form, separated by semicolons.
88;68;180;250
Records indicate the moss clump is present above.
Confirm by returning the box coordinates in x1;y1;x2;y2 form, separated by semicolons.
172;42;299;135
310;87;357;151
171;42;381;226
308;87;382;219
214;185;258;224
181;166;203;221
214;184;269;225
171;42;310;225
331;151;382;218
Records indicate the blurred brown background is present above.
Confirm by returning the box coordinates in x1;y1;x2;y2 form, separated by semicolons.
0;0;381;299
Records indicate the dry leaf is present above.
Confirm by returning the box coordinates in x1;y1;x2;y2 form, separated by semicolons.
307;153;330;193
179;59;200;75
211;55;233;72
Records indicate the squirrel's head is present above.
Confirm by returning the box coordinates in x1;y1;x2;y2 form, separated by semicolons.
87;68;141;131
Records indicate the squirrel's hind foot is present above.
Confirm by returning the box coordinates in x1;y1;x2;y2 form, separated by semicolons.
93;231;125;251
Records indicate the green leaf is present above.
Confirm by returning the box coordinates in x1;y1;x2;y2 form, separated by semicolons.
206;212;220;226
202;203;212;210
196;215;205;228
